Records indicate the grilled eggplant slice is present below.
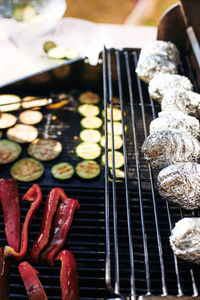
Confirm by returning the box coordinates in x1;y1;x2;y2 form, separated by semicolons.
28;138;62;161
170;218;200;264
10;158;44;182
79;92;100;104
100;135;123;150
149;113;200;139
80;129;101;143
76;142;101;160
7;124;38;144
0;94;21;112
76;160;100;179
51;162;74;180
161;89;200;118
19;110;43;125
0;113;17;129
136;54;177;83
157;162;200;210
141;130;200;169
148;74;193;102
101;151;124;168
78;104;100;117
81;117;102;129
0;139;21;164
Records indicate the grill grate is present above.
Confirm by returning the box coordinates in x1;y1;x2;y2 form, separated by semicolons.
103;48;200;299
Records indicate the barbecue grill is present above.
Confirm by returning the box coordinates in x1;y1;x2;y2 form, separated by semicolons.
1;0;200;299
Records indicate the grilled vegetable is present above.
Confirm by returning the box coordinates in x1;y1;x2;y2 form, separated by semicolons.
0;113;17;129
12;5;37;22
31;188;68;264
47;46;68;60
0;139;21;164
76;142;101;160
43;41;57;53
55;250;80;300
40;198;80;266
103;107;122;121
0;179;20;252
10;158;44;182
22;96;48;109
0;94;21;112
107;121;123;135
4;184;42;260
78;104;100;117
76;160;100;179
80;129;101;143
19;261;48;300
0;248;10;300
81;117;102;129
51;162;74;180
110;168;125;180
19;110;43;125
102;151;124;168
79;92;100;104
7;124;38;144
100;135;123;150
28;138;62;161
65;48;80;60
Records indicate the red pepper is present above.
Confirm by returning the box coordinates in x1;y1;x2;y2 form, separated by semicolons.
55;250;79;300
4;184;42;260
40;198;80;266
0;248;10;300
0;179;20;252
18;261;48;300
31;187;68;264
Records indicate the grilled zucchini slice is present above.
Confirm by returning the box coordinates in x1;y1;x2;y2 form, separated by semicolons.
65;48;80;60
10;158;44;182
43;41;57;53
109;168;125;182
80;129;101;143
81;117;102;129
107;121;123;135
76;142;101;160
79;92;100;104
47;46;68;60
0;113;17;129
76;160;100;179
12;5;37;22
100;135;123;150
0;94;21;112
0;139;21;164
78;104;100;117
19;110;43;125
51;162;74;180
102;151;124;168
7;124;38;144
28;138;62;161
22;96;48;109
103;107;122;121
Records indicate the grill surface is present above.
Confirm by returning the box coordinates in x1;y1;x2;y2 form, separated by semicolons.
0;48;200;299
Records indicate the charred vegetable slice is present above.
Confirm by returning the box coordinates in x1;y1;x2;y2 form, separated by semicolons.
28;138;62;161
76;160;100;179
22;96;48;109
6;124;38;144
102;151;124;168
19;110;43;125
76;142;101;160
79;92;100;104
103;107;122;121
10;158;44;182
0;113;17;129
107;121;123;135
78;104;100;117
81;117;102;129
0;139;21;164
0;94;21;112
80;129;101;143
100;135;123;150
43;41;57;53
51;162;74;180
110;168;125;180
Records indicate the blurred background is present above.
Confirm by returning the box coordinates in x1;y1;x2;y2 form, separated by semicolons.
64;0;178;26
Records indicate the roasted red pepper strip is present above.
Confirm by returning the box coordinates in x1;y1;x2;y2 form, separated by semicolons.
19;261;48;300
4;184;42;260
40;198;80;266
31;187;68;264
55;250;79;300
0;248;10;300
0;178;20;252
